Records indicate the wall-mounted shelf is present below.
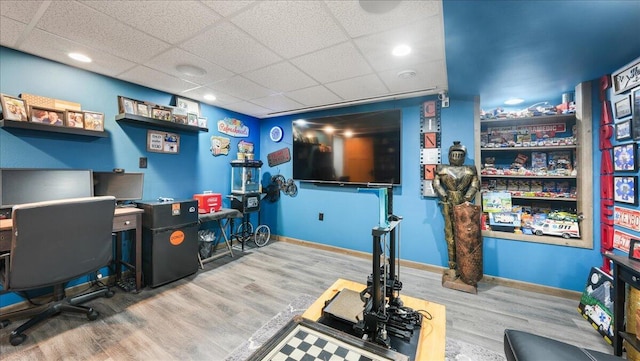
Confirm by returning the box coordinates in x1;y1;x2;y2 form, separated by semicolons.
481;145;577;151
116;113;208;133
480;174;577;179
0;119;108;138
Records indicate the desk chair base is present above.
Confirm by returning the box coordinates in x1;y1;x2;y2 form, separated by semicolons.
2;284;114;346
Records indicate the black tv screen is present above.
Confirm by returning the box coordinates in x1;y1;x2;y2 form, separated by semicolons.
292;109;401;186
93;172;144;202
0;168;94;207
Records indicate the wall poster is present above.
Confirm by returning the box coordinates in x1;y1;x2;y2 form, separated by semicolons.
147;130;180;154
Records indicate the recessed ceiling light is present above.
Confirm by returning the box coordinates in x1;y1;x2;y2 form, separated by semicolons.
176;64;207;77
203;94;216;101
68;53;92;63
504;98;525;105
359;0;401;14
392;44;411;57
397;70;417;79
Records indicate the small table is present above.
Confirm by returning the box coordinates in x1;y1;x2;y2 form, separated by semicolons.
197;208;242;268
302;278;446;361
605;252;640;356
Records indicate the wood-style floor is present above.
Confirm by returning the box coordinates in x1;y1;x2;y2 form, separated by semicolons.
0;240;613;360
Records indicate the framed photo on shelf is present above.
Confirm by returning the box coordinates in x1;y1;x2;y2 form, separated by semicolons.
137;102;150;117
614;175;638;206
633;87;640;140
630;239;640;261
29;106;63;126
613;143;637;172
1;94;29;121
83;111;104;131
187;112;198;126
615;95;632;119
175;96;200;117
118;96;136;115
151;106;172;121
65;110;84;128
615;119;632;141
197;116;208;129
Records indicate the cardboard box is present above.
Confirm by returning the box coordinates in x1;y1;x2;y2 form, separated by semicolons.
193;193;222;213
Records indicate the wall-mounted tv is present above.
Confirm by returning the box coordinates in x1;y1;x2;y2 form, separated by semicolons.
292;109;401;186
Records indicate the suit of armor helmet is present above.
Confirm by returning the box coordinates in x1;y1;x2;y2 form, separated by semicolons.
433;141;480;280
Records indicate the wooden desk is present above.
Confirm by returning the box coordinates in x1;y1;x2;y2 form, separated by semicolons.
302;278;446;361
197;208;242;267
605;253;640;356
0;207;144;292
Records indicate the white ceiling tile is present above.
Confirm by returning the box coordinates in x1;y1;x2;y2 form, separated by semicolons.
200;1;256;17
244;62;318;92
145;48;234;86
35;1;170;63
325;74;389;100
19;28;136;77
284;86;342;107
80;0;220;45
0;0;44;23
119;66;200;95
291;42;373;83
179;86;241;106
354;18;445;72
220;101;272;118
250;94;303;112
180;22;281;73
0;16;25;48
325;0;441;38
231;1;347;58
207;76;275;100
378;60;448;93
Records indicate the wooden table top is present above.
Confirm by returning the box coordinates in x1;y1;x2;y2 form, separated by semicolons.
302;278;446;361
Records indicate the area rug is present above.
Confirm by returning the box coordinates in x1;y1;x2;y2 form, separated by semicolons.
225;295;505;361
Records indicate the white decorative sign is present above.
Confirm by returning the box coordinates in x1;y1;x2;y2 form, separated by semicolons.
612;57;640;94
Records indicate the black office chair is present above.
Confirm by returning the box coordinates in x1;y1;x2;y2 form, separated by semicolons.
0;196;116;346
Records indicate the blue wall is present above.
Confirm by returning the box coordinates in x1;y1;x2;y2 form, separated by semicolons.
1;47;635;308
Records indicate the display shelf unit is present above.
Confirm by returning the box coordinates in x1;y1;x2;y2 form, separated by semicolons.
115;113;207;133
474;82;593;248
0;118;108;138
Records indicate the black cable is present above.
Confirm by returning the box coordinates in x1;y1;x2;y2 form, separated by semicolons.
415;309;433;320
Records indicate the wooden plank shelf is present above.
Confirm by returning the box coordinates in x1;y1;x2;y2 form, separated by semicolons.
0;119;108;138
115;113;208;133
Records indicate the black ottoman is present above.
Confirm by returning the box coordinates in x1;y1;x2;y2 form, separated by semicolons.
504;329;623;361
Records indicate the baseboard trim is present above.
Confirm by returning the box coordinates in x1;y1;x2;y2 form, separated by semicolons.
275;235;581;300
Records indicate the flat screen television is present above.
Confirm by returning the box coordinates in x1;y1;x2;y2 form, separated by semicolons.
292;109;401;186
93;171;144;205
0;168;94;207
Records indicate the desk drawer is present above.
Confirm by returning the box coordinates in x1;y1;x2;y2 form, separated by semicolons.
113;214;137;232
0;230;10;252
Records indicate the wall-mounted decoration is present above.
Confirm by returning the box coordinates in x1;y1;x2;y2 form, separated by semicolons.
237;140;254;154
198;116;208;129
151;106;172;121
631;239;640;261
615;95;632;119
147;130;180;154
420;99;441;197
119;96;136;115
633;87;640;140
29;105;63;126
613;228;637;253
614;205;640;232
270;126;283;142
175;96;200;117
612;58;640;94
137;102;150;117
217;117;249;137
187;113;198;126
267;147;291;167
614;175;638;205
65;111;84;128
210;136;230;156
615;119;632;141
613;143;637;171
83;111;104;131
1;93;28;121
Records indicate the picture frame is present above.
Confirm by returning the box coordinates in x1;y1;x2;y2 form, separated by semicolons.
119;96;137;115
147;130;180;154
29;105;64;126
83;111;105;131
612;59;640;94
615;119;632;141
1;93;29;121
151;106;172;121
197;116;208;129
615;95;632;119
613;143;637;172
629;239;640;261
187;112;198;126
175;96;200;117
137;102;150;118
614;175;638;206
65;110;84;128
633;87;640;140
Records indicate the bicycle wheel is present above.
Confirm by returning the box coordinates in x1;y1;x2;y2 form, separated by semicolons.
236;222;254;237
254;224;271;247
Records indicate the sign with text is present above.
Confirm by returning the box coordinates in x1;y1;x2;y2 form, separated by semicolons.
217;117;249;137
267;147;291;167
614;206;640;232
613;228;637;253
147;130;179;154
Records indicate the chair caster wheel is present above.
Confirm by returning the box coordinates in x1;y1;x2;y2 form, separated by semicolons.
105;290;115;298
0;319;10;329
87;309;99;321
10;332;26;346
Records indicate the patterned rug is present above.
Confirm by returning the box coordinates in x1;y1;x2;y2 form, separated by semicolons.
225;295;505;361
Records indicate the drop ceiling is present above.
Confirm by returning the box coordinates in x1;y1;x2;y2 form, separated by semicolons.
0;1;639;118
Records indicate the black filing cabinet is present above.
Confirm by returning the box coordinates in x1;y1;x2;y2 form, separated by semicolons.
136;200;199;287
